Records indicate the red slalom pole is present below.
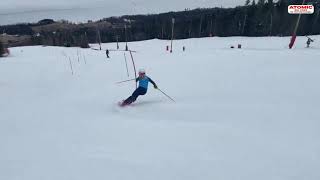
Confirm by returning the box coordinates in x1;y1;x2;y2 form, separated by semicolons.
289;0;306;49
289;34;297;49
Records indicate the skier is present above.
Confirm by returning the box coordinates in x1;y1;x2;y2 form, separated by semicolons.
120;69;158;106
106;49;110;58
306;37;314;48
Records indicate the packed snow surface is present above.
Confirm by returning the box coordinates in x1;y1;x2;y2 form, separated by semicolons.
1;36;320;180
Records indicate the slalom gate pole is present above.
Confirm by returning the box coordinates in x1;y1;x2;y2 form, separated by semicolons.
77;50;80;63
83;52;87;64
157;88;175;102
115;78;136;84
68;57;74;75
124;52;129;77
129;50;137;88
289;0;306;49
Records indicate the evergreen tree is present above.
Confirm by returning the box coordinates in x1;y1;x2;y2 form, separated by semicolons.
258;0;266;5
0;41;5;56
1;3;320;44
80;33;90;48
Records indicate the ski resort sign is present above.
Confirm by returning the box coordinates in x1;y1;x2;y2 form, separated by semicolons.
288;5;314;14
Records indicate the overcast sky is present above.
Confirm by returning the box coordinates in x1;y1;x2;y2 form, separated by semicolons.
0;0;246;12
0;0;246;25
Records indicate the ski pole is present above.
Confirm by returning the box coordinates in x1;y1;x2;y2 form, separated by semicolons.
306;35;315;41
157;88;175;102
115;78;136;84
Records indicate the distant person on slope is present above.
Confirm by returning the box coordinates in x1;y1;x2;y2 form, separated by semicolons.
106;49;110;58
121;69;158;106
306;37;314;48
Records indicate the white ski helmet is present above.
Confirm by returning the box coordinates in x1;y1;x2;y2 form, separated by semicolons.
138;68;146;75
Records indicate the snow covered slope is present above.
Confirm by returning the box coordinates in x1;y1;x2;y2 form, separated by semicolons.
1;36;320;180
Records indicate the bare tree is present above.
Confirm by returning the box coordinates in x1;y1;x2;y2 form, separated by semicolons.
258;0;266;6
242;14;248;35
199;15;203;37
188;20;192;38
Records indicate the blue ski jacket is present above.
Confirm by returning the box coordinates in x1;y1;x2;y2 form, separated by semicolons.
136;76;157;90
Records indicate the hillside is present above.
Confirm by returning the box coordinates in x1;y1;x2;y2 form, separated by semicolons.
1;36;320;180
1;1;320;47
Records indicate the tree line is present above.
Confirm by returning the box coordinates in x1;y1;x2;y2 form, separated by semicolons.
0;0;319;47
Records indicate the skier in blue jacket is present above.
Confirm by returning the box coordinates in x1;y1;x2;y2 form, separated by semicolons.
121;69;158;106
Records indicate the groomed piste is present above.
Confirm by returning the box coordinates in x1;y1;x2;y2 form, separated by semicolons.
1;36;320;180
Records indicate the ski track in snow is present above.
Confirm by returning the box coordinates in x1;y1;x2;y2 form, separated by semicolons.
0;36;320;180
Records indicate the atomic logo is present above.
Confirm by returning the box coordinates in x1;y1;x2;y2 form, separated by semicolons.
288;5;314;14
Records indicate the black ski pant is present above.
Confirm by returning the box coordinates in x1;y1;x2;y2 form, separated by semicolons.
124;87;147;104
